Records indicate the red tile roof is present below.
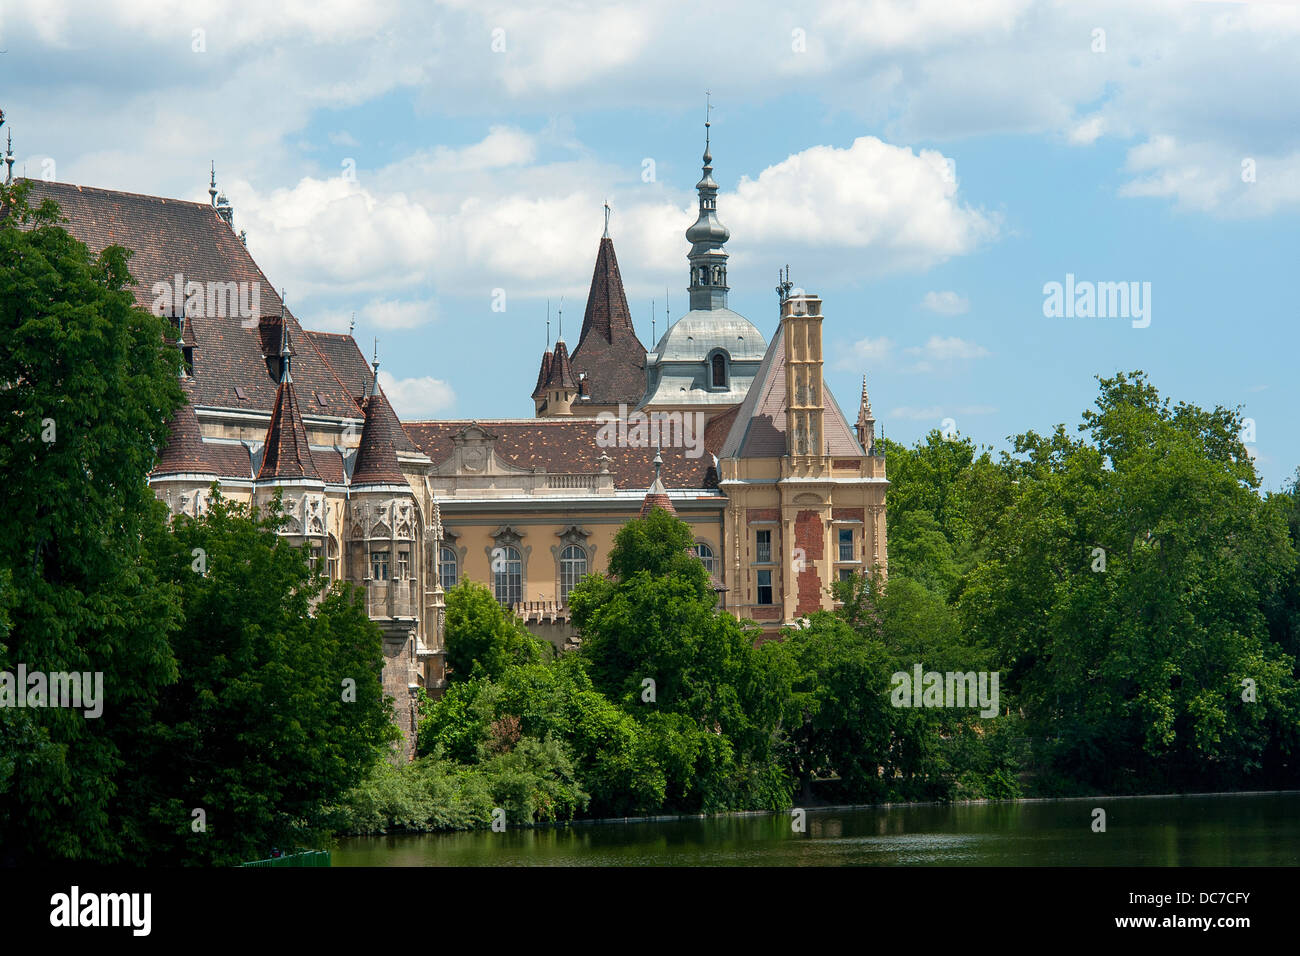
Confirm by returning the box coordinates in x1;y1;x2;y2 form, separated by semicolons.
352;392;410;486
403;417;731;490
258;376;319;481
151;381;216;477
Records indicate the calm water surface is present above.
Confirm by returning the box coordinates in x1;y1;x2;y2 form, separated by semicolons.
334;791;1300;866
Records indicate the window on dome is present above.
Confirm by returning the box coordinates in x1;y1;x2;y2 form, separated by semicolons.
711;353;727;388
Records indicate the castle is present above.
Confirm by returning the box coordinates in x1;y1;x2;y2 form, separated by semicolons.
15;123;888;758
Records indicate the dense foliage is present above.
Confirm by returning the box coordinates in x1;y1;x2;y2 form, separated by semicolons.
1;188;395;864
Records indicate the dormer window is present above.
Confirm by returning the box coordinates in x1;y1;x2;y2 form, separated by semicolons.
709;350;729;389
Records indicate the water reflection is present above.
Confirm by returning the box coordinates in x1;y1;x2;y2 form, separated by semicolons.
333;792;1300;867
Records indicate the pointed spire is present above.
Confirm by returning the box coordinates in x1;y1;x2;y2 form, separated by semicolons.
152;381;217;478
258;362;319;481
352;388;407;486
577;227;636;348
4;129;13;186
603;200;611;239
545;339;578;391
209;161;217;206
531;348;554;400
856;373;876;453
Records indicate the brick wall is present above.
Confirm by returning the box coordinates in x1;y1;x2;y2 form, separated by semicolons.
832;507;864;522
794;510;824;616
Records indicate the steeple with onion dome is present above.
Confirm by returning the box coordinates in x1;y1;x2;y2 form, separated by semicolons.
686;96;731;312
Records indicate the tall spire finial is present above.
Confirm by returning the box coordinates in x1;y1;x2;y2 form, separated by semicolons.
279;294;293;384
557;296;564;342
348;311;355;335
603;200;611;239
209;161;217;206
546;299;551;349
651;298;656;343
4;129;13;186
704;90;712;166
365;337;379;398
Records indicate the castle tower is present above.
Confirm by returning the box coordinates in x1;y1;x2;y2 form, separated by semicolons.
348;353;422;759
538;338;578;416
783;293;825;459
255;323;328;562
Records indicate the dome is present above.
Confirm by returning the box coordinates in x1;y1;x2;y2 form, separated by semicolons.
651;309;768;363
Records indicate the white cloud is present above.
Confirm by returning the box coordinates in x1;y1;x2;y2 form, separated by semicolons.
364;298;437;330
378;370;456;418
1068;115;1106;146
920;291;969;315
906;335;991;361
728;137;998;276
835;336;894;370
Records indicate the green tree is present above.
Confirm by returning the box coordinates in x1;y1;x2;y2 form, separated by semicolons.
960;372;1300;790
125;493;397;864
0;183;184;863
443;580;548;683
570;507;791;810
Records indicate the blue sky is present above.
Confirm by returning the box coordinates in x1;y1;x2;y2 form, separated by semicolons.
4;0;1298;489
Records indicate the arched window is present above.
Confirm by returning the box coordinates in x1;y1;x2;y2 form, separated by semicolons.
493;545;522;606
693;542;715;575
327;535;339;581
711;353;727;388
439;546;458;591
559;545;587;604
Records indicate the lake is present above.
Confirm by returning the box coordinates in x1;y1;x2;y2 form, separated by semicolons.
333;790;1299;866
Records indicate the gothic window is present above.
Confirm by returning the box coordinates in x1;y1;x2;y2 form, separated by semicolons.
693;542;715;575
397;549;410;580
493;545;522;606
327;535;339;581
757;569;773;605
371;550;390;581
559;545;587;604
308;540;322;572
439;546;458;591
711;353;727;388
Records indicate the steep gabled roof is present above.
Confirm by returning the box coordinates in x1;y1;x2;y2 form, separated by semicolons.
719;323;864;459
351;391;410;486
258;376;319;480
18;179;363;421
570;237;646;406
